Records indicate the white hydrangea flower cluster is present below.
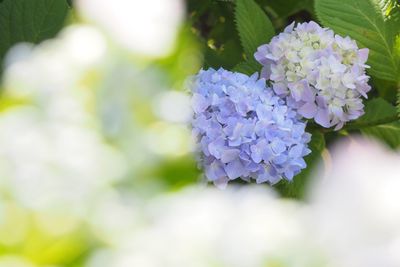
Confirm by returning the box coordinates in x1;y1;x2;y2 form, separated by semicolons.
255;21;371;129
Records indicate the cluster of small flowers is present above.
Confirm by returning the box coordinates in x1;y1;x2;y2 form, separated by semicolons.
191;68;311;187
255;21;371;129
191;21;370;186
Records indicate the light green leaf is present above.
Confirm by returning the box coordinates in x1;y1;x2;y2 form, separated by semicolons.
315;0;400;82
0;0;69;64
235;0;275;60
276;131;325;199
356;98;400;148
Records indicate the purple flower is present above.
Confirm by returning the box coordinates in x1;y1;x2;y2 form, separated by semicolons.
254;21;371;130
191;68;311;188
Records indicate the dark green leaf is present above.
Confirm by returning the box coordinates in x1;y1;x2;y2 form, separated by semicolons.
0;0;69;65
371;77;398;103
397;88;400;115
235;0;275;59
232;59;260;75
262;0;314;19
204;39;243;69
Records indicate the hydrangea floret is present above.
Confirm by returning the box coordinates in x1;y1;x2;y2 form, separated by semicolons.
255;21;371;129
191;68;311;188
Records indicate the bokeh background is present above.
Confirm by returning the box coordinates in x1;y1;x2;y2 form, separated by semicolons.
0;0;399;266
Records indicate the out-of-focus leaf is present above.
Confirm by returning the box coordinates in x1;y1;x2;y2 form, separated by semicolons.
276;131;325;199
315;0;400;82
235;0;275;59
398;88;400;115
187;0;213;22
204;39;243;70
156;26;202;90
355;98;400;148
153;156;200;190
262;0;314;19
0;0;69;66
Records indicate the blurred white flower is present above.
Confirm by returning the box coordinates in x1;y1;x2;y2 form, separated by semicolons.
0;109;125;216
77;0;184;57
153;91;192;123
0;24;127;216
88;190;142;245
145;122;192;157
4;25;107;100
88;186;323;267
310;138;400;267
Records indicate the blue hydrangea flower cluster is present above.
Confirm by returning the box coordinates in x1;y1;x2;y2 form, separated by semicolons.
191;68;311;187
255;21;371;130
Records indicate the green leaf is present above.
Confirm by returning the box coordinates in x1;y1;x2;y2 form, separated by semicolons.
157;26;203;90
315;0;400;82
371;77;398;102
356;98;400;148
0;0;69;65
232;59;260;75
235;0;275;60
275;131;325;199
262;0;314;19
204;39;243;70
397;88;400;115
358;98;397;123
